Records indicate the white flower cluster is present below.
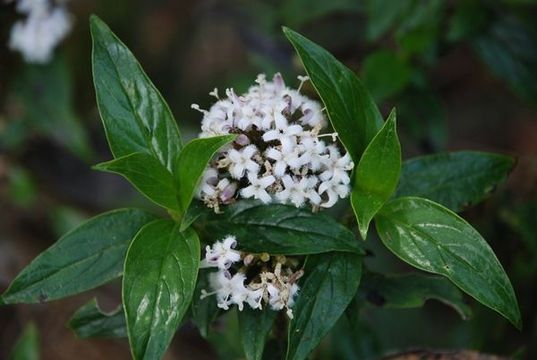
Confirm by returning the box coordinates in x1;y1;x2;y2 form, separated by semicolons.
8;0;73;63
194;73;354;212
200;236;302;319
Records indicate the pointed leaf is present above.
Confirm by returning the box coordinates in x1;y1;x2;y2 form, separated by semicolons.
202;201;363;255
283;27;383;161
359;272;472;320
9;323;39;360
174;135;236;213
95;152;179;211
90;15;182;170
1;209;156;304
69;298;127;338
123;220;200;360
351;109;401;239
238;307;277;360
396;151;515;212
287;253;362;360
375;197;521;329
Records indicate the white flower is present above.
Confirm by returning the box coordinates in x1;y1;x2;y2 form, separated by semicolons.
265;146;302;177
227;145;260;179
9;2;73;64
318;180;350;208
201;235;241;270
194;73;353;210
209;271;250;311
320;146;354;184
240;174;275;203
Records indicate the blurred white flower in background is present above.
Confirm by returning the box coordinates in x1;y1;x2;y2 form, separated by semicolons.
8;0;73;63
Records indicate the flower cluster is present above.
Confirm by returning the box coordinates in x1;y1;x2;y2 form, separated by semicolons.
200;236;302;319
8;0;73;63
193;73;354;212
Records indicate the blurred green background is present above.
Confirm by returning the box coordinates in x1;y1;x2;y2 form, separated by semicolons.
1;0;536;359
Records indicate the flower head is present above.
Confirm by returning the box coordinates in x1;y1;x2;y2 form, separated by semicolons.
194;73;353;210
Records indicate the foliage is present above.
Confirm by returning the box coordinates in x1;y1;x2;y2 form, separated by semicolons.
0;14;522;360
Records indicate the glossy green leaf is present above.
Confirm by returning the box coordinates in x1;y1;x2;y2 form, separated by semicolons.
283;27;383;162
351;109;401;240
359;272;472;320
1;209;156;304
90;15;182;170
9;323;39;360
95;152;179;211
396;151;515;212
190;269;220;338
69;298;127;338
375;197;521;329
174;135;236;213
202;201;363;255
238;307;277;360
287;252;362;360
123;220;200;360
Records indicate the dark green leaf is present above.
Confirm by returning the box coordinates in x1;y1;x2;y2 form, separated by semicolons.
238;307;277;360
396;151;515;212
90;15;182;170
9;323;39;360
190;269;220;338
8;56;92;159
1;209;156;304
123;220;200;360
375;197;521;329
352;109;401;239
94;152;179;211
362;51;412;102
359;272;472;320
174;135;236;213
473;16;537;100
180;200;208;232
283;27;383;162
69;298;127;338
202;201;363;255
287;252;362;360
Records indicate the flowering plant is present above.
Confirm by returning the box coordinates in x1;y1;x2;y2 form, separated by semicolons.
1;16;521;360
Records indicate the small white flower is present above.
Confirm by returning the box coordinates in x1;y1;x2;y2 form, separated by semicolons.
240;174;275;203
320;146;354;184
318;180;350;208
210;271;250;311
201;236;241;270
227;145;260;179
262;121;303;143
265;147;302;177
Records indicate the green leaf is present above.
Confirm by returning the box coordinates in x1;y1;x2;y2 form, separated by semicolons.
375;197;521;329
95;152;179;211
90;15;182;170
123;219;200;360
1;209;156;304
238;307;277;360
396;151;515;212
69;298;127;338
287;252;362;360
351;109;401;240
202;201;363;255
180;200;208;232
7;56;92;160
359;272;472;320
174;135;236;213
283;27;383;162
362;51;412;102
9;323;39;360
